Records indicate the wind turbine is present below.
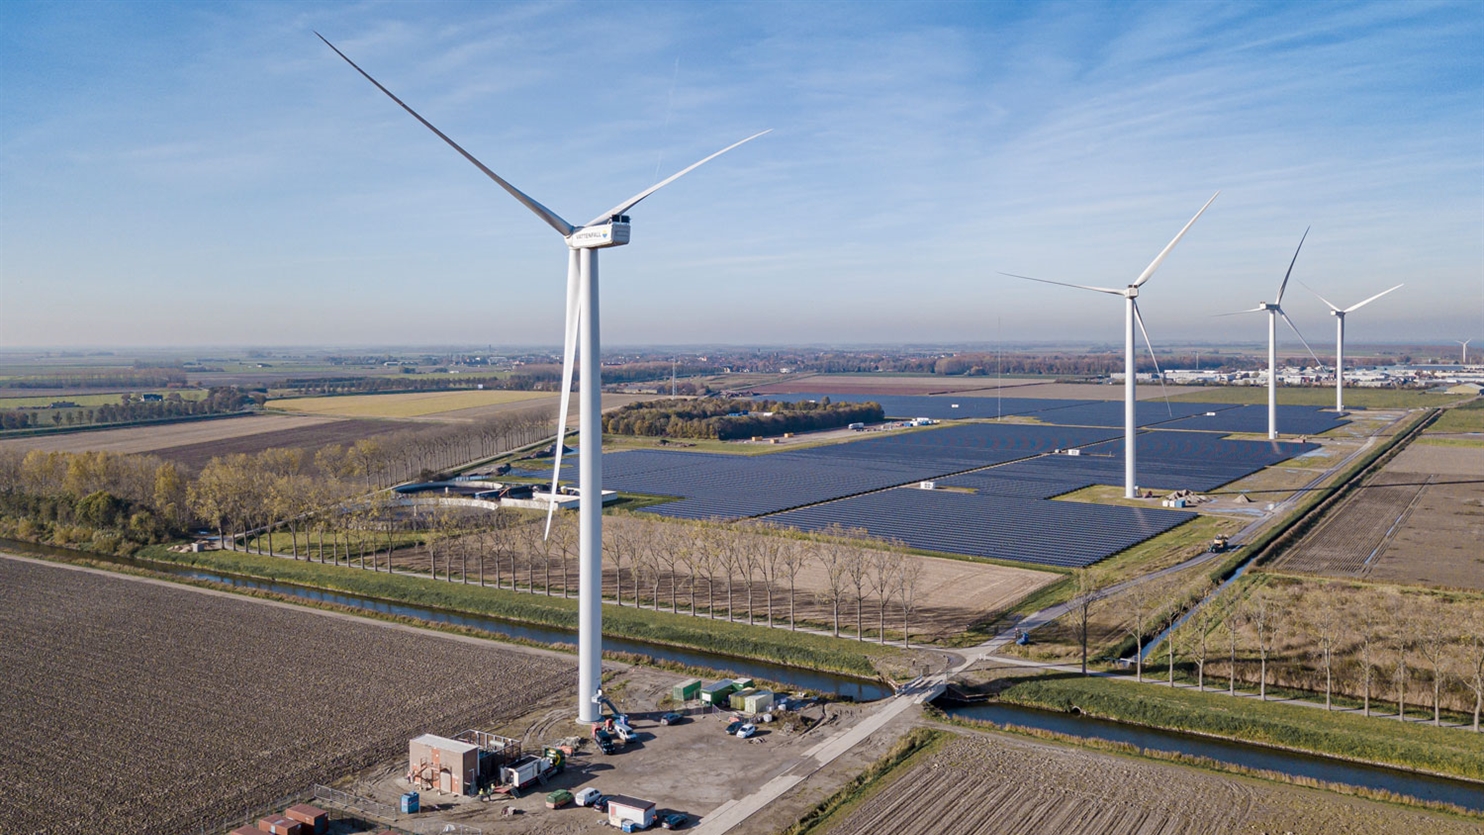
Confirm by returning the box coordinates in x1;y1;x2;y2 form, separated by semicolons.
1004;192;1219;499
1302;282;1403;414
1459;339;1473;365
1220;229;1321;439
318;34;767;724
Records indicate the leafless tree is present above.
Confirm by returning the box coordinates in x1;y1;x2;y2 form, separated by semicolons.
1308;593;1342;710
1416;600;1453;726
868;546;903;644
745;522;788;628
1182;588;1218;692
1119;577;1166;683
898;555;924;648
1356;601;1382;717
843;544;871;641
602;516;634;606
1386;591;1411;720
1461;611;1484;732
778;538;813;631
1224;598;1245;696
1069;567;1106;676
550;510;576;597
712;524;743;620
817;545;849;638
1248;588;1281;701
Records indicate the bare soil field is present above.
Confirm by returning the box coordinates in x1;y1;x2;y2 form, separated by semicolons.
825;731;1479;835
0;555;570;834
1369;480;1484;590
0;413;343;457
1271;439;1484;588
955;382;1219;401
151;418;416;469
274;389;553;419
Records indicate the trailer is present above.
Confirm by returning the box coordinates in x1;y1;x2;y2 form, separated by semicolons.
607;795;657;831
499;747;565;794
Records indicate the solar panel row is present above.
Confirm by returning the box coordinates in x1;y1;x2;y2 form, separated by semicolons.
1156;404;1348;436
772;393;1094;420
767;488;1195;568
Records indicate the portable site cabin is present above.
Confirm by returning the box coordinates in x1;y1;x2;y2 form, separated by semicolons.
607;795;657;830
408;733;479;795
744;690;775;714
672;678;702;702
700;680;736;705
728;688;758;711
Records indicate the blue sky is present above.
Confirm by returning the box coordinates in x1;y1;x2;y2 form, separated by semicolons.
2;0;1480;349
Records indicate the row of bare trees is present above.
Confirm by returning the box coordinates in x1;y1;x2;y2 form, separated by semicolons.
1099;577;1484;731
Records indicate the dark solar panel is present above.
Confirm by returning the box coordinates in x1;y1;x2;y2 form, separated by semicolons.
992;432;1318;492
1155;404;1348;436
1030;400;1242;428
768;488;1195;568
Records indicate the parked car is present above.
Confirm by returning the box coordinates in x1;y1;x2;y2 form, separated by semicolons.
724;719;745;735
574;787;602;807
661;812;690;830
592;795;610;812
659;712;684;726
736;723;757;739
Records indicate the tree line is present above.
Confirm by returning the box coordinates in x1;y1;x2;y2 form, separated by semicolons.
1074;572;1484;731
603;397;884;440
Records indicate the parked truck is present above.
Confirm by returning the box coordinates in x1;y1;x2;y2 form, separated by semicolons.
499;747;564;794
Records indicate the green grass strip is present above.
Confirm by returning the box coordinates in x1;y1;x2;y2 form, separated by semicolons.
134;545;892;678
996;675;1484;782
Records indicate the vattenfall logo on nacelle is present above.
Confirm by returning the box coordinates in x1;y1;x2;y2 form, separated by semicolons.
570;223;630;248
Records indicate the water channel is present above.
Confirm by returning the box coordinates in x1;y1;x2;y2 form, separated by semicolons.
944;700;1484;813
0;539;889;701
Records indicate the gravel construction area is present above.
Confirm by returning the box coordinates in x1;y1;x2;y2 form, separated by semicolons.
0;555;571;834
825;732;1480;835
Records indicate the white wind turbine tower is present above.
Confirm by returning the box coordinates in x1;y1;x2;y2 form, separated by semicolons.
1220;229;1322;440
1302;282;1403;414
319;34;768;724
1005;192;1219;499
1459;339;1472;364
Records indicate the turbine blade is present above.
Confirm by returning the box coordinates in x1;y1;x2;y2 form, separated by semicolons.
1278;308;1322;366
1299;280;1341;312
584;129;771;228
1132;300;1173;416
999;272;1124;295
1343;283;1403;313
1213;307;1266;317
316;32;576;237
1275;227;1309;304
545;258;581;539
1132;191;1219;288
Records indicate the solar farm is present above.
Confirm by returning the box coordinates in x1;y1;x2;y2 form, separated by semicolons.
525;396;1339;569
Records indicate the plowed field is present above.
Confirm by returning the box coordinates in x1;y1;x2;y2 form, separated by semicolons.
825;733;1479;835
0;555;570;834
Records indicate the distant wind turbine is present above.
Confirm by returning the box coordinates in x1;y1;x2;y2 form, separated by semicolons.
1219;229;1321;439
1459;339;1473;364
1004;192;1219;498
318;34;768;724
1302;281;1403;414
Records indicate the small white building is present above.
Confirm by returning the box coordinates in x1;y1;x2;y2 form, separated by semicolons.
607;795;657;830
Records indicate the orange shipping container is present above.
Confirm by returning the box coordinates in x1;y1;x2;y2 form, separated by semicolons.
284;804;328;834
256;816;304;835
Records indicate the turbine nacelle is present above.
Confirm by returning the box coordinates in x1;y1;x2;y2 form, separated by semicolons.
568;217;632;250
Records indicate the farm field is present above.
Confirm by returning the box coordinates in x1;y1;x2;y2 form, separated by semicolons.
1270;442;1484;588
1169;387;1471;409
149;418;416;470
824;732;1477;835
0;555;570;834
272;389;553;418
752;373;1043;395
0;413;340;457
954;381;1218;400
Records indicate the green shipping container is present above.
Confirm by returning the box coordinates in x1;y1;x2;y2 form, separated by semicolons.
731;678;755;690
672;678;702;702
728;688;758;711
700;680;736;705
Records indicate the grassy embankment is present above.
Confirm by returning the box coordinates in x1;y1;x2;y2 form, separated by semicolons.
992;674;1484;783
133;545;895;678
779;727;948;835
